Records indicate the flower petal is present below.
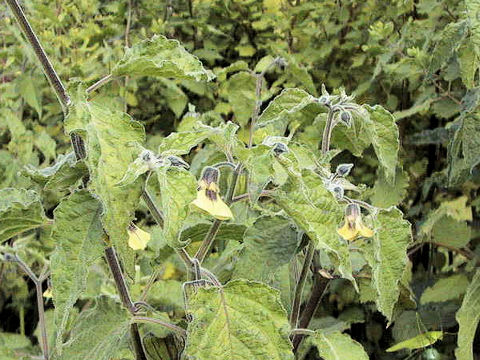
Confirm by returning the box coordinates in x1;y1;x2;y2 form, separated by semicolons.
128;225;151;250
358;223;374;238
211;197;234;220
337;222;358;241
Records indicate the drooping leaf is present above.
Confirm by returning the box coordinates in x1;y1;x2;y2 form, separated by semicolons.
0;188;47;243
157;166;197;248
58;297;130;360
22;152;87;191
273;158;355;285
363;105;399;183
51;190;104;351
234;215;298;283
455;269;480;360
184;280;294;360
65;88;146;277
386;331;443;352
370;207;412;322
112;35;214;81
307;331;369;360
420;274;470;304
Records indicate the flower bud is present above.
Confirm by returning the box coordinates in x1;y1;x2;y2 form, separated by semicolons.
167;155;189;169
272;142;289;156
335;163;354;177
340;111;352;127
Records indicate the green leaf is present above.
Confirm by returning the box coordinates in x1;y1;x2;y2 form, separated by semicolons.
370;207;412;321
0;188;47;243
51;190;104;352
157;166;197;248
363;105;400;183
17;73;42;118
66;89;146;277
112;35;214;81
158;124;212;156
184;280;294;360
0;332;31;360
428;21;467;73
255;88;317;142
448;115;480;181
273;161;355;285
420;274;470;304
371;167;409;208
34;131;56;162
458;40;479;89
160;79;188;118
466;0;480;52
307;331;369;360
181;223;246;244
456;269;480;360
58;297;131;360
225;71;258;127
234;215;298;283
22;152;87;191
386;331;443;352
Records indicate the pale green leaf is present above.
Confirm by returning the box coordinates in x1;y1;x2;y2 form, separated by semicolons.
51;190;104;352
455;269;480;360
58;297;130;360
363;105;400;183
428;21;467;73
273;161;355;285
307;331;369;360
420;274;470;304
181;222;246;244
387;331;443;352
458;40;479;89
0;188;47;243
371;167;409;208
157;166;197;248
65;89;146;277
112;35;214;81
466;0;480;52
34;131;56;162
234;215;298;282
226;71;257;127
370;207;412;321
160;79;188;118
184;280;294;360
17;73;42;117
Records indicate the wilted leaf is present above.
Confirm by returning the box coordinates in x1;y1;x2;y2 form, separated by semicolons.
112;35;214;81
0;188;47;243
184;280;294;360
51;190;104;351
455;269;480;360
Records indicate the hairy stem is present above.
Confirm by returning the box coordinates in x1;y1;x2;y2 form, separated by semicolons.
130;323;148;360
35;282;49;360
194;164;241;264
321;107;336;154
86;74;113;94
104;246;137;314
289;241;315;327
133;316;187;338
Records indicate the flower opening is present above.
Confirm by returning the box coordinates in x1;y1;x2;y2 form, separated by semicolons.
337;203;374;241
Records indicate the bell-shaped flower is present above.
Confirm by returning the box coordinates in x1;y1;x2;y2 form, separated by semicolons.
128;224;151;250
337;203;374;241
191;166;233;221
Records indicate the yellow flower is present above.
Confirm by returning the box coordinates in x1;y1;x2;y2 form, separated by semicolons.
128;224;151;250
337;203;374;241
190;167;233;221
43;288;52;298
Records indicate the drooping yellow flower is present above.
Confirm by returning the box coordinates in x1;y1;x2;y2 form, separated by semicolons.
43;288;52;298
190;166;233;221
128;224;151;250
337;203;374;241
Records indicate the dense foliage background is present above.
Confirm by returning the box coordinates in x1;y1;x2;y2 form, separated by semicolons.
1;0;479;359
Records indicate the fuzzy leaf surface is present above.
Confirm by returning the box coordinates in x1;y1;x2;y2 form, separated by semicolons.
307;331;369;360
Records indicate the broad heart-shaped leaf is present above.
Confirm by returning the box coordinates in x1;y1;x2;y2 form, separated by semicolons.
255;88;318;143
307;331;369;360
363;105;399;183
233;215;298;283
22;152;87;191
50;190;104;352
225;71;257;127
184;280;294;360
65;91;146;278
370;207;412;322
455;269;480;360
0;188;47;243
370;167;409;208
386;331;443;352
156;166;197;248
428;20;467;73
273;158;355;285
57;296;130;360
112;34;214;81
